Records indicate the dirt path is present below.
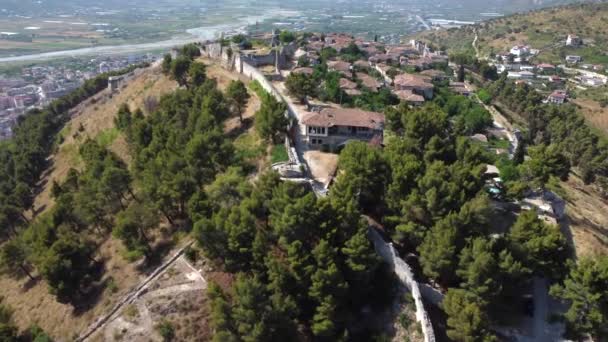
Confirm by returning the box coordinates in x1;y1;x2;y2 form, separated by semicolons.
78;241;195;342
472;32;480;59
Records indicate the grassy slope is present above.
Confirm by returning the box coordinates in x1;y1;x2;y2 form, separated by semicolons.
31;66;178;217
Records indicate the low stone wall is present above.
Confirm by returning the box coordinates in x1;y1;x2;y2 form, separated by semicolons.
201;42;223;59
368;229;436;342
241;52;276;67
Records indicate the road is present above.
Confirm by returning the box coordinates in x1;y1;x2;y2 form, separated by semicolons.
465;81;519;157
559;64;608;79
416;15;432;31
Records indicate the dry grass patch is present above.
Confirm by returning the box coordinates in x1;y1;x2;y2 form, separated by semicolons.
561;175;608;258
572;98;608;136
304;150;339;186
0;238;142;340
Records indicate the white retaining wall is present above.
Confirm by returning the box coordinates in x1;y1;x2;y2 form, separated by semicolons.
369;229;436;342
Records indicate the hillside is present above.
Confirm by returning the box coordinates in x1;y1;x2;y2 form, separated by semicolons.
0;58;269;340
0;65;175;339
415;2;608;62
31;65;178;219
413;3;608;260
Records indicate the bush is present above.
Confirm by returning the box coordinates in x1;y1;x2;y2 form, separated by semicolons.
477;88;492;104
184;246;198;262
399;313;412;329
106;277;119;294
155;320;175;341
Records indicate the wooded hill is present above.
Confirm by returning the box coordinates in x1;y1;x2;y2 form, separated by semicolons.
1;34;608;342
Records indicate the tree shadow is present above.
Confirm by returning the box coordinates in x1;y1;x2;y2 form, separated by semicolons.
424;298;451;342
559;214;577;260
32;204;47;218
226;117;254;139
136;238;177;275
72;259;108;316
20;275;41;293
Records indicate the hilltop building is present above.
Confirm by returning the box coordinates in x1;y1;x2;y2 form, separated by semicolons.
301;107;385;149
510;45;530;57
566;34;582;47
547;90;567;104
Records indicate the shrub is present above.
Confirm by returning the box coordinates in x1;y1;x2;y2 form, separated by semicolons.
156;320;175;342
184;246;198;262
399;313;412;329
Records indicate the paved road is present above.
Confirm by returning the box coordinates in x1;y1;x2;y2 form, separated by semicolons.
416;15;432;31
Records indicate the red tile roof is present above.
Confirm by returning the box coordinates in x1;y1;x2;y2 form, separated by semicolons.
356;72;380;91
394;73;433;90
339;78;358;90
394;89;425;103
292;67;314;75
328;61;352;73
301;107;385;129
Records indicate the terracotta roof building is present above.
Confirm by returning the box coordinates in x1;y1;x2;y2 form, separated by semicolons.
354;60;371;69
394;89;425;106
328;60;353;77
420;69;447;81
547;90;567;104
393;73;434;99
339;78;361;96
356;72;381;92
301;107;385;149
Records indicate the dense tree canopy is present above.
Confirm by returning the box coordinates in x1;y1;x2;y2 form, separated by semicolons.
550;257;608;340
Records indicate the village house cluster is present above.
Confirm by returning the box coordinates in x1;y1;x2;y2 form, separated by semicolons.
287;33;453;149
490;33;608;105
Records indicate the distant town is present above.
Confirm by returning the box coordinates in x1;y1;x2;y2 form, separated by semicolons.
0;53;159;139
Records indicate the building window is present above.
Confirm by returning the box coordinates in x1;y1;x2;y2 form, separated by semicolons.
308;126;326;135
